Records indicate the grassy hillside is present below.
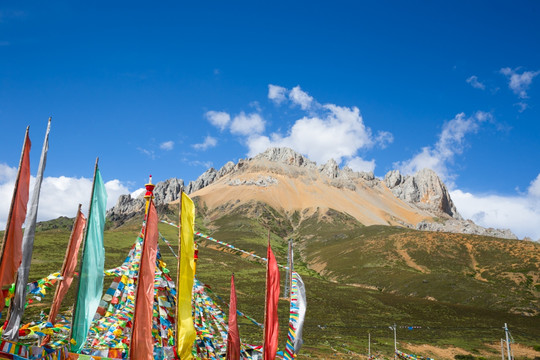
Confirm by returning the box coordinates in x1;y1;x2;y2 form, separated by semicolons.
1;202;539;359
297;221;540;316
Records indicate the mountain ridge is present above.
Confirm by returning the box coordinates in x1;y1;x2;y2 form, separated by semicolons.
107;147;517;239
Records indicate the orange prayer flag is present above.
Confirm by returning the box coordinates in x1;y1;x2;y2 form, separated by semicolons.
130;200;159;360
0;129;31;312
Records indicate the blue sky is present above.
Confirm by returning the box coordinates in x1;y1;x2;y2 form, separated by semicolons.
1;2;540;239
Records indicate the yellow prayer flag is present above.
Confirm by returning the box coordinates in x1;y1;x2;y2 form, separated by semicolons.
176;192;196;359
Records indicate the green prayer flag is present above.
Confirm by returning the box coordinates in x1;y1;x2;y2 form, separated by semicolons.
70;168;107;353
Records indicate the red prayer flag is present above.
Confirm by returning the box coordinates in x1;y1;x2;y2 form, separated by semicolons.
226;274;240;360
264;241;280;360
0;131;31;312
130;200;159;360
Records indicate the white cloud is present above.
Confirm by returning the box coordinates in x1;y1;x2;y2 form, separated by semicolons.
192;135;217;150
500;67;539;99
246;102;389;167
0;163;17;182
396;111;491;182
375;131;394;149
268;84;287;105
346;157;376;173
230;112;265;136
205;110;231;131
451;176;540;240
289;86;314;110
466;75;485;90
529;173;540;198
0;164;131;230
159;141;174;151
131;188;145;198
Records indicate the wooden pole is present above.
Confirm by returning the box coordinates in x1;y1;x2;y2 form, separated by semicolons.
501;338;505;360
368;332;371;359
284;239;291;299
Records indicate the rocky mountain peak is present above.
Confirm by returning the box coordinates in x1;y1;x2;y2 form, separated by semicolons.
384;168;461;220
254;147;316;168
107;178;184;224
319;159;340;178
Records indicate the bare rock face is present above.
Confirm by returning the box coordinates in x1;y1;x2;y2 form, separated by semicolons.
107;178;184;225
228;176;278;187
385;168;462;220
186;161;237;194
319;159;340;178
186;168;218;194
416;219;518;240
254;147;317;168
154;178;184;204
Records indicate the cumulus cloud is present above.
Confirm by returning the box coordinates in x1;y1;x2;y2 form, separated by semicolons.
131;188;145;198
206;85;392;172
346;157;376;173
159;141;174;151
0;164;131;229
500;67;539;99
192;135;217;150
451;175;540;240
466;75;485;90
396;111;492;182
205;111;231;131
529;173;540;197
268;84;287;105
246;100;390;168
230;112;265;136
289;86;314;110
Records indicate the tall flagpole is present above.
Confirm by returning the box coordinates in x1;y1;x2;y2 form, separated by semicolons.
504;323;512;360
393;324;397;360
69;158;99;343
4;118;50;340
289;239;293;302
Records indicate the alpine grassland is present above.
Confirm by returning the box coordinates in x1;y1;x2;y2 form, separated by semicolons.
2;200;539;359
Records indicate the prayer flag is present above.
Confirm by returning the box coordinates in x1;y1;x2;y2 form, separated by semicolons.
42;206;86;345
293;272;306;354
4;119;50;340
0;128;30;312
284;271;306;359
130;200;159;360
263;241;280;360
176;192;196;359
226;274;240;360
70;166;107;353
